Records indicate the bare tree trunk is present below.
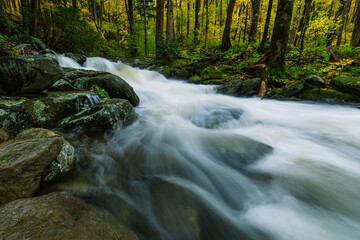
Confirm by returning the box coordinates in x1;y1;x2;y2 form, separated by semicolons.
259;0;274;52
351;0;360;46
329;0;335;18
187;1;190;38
194;0;201;43
204;0;210;48
294;0;312;46
243;2;249;42
290;0;301;45
249;0;261;43
156;0;164;58
233;3;242;41
336;0;352;47
219;0;223;27
144;0;148;56
167;0;175;42
220;0;236;51
20;0;29;33
258;0;294;70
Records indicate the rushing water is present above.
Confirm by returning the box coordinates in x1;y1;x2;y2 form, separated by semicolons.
54;56;360;240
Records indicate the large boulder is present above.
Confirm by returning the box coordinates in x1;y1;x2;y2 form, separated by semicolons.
0;128;75;205
239;78;262;97
65;53;87;65
57;98;136;131
0;92;100;137
217;78;244;95
10;34;47;51
63;68;139;106
331;75;360;96
0;128;9;143
48;79;77;91
0;55;64;95
0;192;138;239
282;81;305;97
305;75;326;87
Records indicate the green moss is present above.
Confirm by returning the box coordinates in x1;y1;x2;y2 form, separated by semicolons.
301;89;360;103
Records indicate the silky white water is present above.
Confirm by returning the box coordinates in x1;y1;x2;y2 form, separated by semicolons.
56;56;360;240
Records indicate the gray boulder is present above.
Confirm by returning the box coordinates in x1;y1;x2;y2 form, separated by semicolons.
57;98;136;131
0;192;138;239
305;75;326;87
0;55;64;95
217;78;244;95
65;53;87;65
331;75;360;96
0;128;75;205
239;78;262;97
48;79;76;91
10;34;46;51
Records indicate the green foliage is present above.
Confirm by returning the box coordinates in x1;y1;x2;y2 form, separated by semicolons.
45;7;104;55
90;85;111;99
156;39;181;64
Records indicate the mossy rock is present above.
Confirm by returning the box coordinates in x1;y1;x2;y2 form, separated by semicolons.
282;81;304;97
64;53;87;65
239;78;262;97
301;88;360;104
217;78;244;96
10;34;46;51
156;66;171;78
170;67;193;79
201;66;226;80
305;75;326;87
188;75;202;84
0;192;138;239
331;75;360;96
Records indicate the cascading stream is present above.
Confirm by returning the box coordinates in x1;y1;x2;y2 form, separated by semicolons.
55;56;360;240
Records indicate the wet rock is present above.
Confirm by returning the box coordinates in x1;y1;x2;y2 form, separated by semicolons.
0;92;97;137
0;55;64;95
239;78;262;97
170;68;192;79
331;75;360;96
57;98;136;131
10;34;46;51
305;75;326;87
157;66;171;78
0;192;138;239
301;88;360;104
48;79;77;91
39;49;57;55
63;68;139;106
15;128;76;182
132;58;151;69
217;78;244;95
0;131;63;205
65;53;87;65
0;128;9;143
282;81;304;97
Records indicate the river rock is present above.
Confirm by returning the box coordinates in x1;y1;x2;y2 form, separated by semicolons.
10;34;47;51
0;55;64;95
282;81;304;97
217;78;244;95
48;79;77;91
330;75;360;96
65;53;87;65
57;98;136;131
0;128;9;143
305;75;326;87
63;68;139;106
15;128;76;182
0;192;138;239
0;131;63;205
239;78;262;97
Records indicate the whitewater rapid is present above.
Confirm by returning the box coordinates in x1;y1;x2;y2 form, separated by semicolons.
56;56;360;240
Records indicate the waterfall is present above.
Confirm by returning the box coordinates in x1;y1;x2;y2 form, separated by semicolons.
86;94;102;106
54;56;360;240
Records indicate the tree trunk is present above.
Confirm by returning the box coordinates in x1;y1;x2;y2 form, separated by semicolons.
204;0;209;48
326;0;345;46
329;0;335;18
187;2;190;38
351;0;360;46
29;0;38;36
144;0;148;56
194;0;201;43
259;0;274;52
290;0;301;45
336;0;352;47
219;0;223;27
167;0;175;42
249;0;261;43
220;0;236;51
294;0;312;46
20;0;29;33
258;0;294;70
156;0;164;57
126;0;136;57
233;3;242;41
243;2;249;42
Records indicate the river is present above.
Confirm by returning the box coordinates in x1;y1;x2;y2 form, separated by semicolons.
54;56;360;240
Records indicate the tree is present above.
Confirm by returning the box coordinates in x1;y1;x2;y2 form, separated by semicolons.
249;0;261;43
220;0;236;51
125;0;136;57
20;0;30;33
258;0;294;70
294;0;313;47
144;0;148;56
259;0;274;52
167;0;175;42
194;0;201;43
156;0;164;57
336;0;352;47
352;0;360;46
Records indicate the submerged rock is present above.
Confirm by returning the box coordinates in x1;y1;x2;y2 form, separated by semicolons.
0;55;64;95
0;192;138;239
0;130;64;205
57;98;136;131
